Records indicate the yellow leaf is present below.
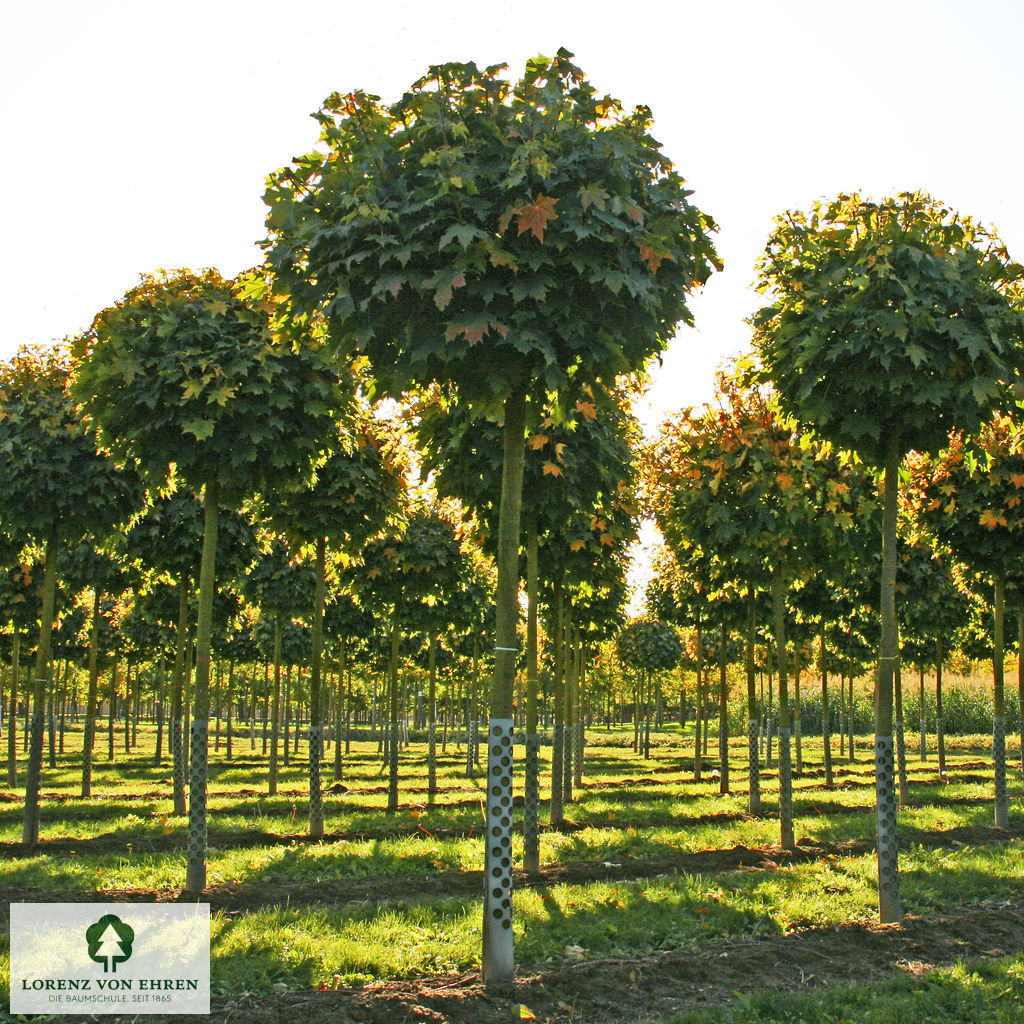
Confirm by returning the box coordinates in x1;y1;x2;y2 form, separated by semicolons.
518;1006;538;1021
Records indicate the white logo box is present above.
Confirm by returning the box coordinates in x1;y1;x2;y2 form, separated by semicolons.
10;903;210;1015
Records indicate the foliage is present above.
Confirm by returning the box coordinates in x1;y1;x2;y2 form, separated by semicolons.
616;618;684;674
0;343;142;544
753;191;1024;464
907;411;1024;583
262;49;719;408
75;268;346;499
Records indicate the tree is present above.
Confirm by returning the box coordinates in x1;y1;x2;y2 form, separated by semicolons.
262;50;719;983
0;344;142;844
753;191;1024;922
74;268;345;892
268;413;403;835
645;368;863;840
907;412;1024;826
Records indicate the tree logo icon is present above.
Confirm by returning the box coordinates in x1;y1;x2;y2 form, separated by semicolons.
86;914;135;973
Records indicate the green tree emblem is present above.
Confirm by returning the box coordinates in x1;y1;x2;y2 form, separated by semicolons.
86;914;135;973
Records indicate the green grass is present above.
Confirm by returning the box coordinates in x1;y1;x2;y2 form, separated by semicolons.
669;954;1024;1024
0;720;1021;1021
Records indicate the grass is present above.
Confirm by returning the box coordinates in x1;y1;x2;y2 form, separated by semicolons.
0;720;1021;1021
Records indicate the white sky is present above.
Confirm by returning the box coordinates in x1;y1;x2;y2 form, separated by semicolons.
5;0;1023;418
3;0;1023;606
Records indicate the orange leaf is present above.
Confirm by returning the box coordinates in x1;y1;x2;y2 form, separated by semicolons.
638;243;669;273
527;434;549;450
1011;473;1024;488
542;462;563;477
599;533;615;547
569;539;586;552
776;472;794;490
979;509;1007;530
576;400;597;421
367;567;381;579
515;194;559;243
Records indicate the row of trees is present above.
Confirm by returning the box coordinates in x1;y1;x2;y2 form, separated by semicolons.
4;48;1024;986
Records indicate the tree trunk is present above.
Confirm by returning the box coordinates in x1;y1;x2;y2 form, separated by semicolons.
874;435;902;924
7;630;19;785
171;578;189;815
185;476;219;892
427;636;437;802
81;590;102;798
772;567;794;851
821;624;833;791
718;620;729;795
894;655;909;808
268;617;282;796
387;610;400;814
992;575;1008;828
23;525;58;845
482;389;525;989
523;513;541;873
746;591;760;814
308;535;326;838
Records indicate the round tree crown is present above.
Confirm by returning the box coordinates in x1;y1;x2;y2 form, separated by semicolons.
753;191;1024;465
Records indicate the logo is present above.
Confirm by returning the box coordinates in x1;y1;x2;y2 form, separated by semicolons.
86;914;135;973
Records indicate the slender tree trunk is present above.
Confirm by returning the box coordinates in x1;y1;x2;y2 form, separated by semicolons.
81;591;102;798
107;660;116;762
793;668;802;776
427;636;437;802
1017;613;1023;783
308;535;326;838
185;476;219;892
772;567;794;851
918;665;927;761
482;389;525;988
225;660;234;762
550;578;565;825
874;436;902;924
693;626;703;781
154;661;165;766
894;627;909;807
268;617;282;796
7;631;19;786
171;578;189;815
821;624;833;791
387;610;400;814
719;620;729;795
523;513;541;873
992;575;1008;827
746;591;760;814
23;525;58;845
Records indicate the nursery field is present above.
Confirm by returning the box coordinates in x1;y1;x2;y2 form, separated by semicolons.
1;723;1022;1023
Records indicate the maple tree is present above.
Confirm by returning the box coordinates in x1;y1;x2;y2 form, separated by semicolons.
644;368;863;842
754;191;1024;922
263;49;718;984
267;412;403;836
74;267;344;892
0;344;143;844
907;412;1024;826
